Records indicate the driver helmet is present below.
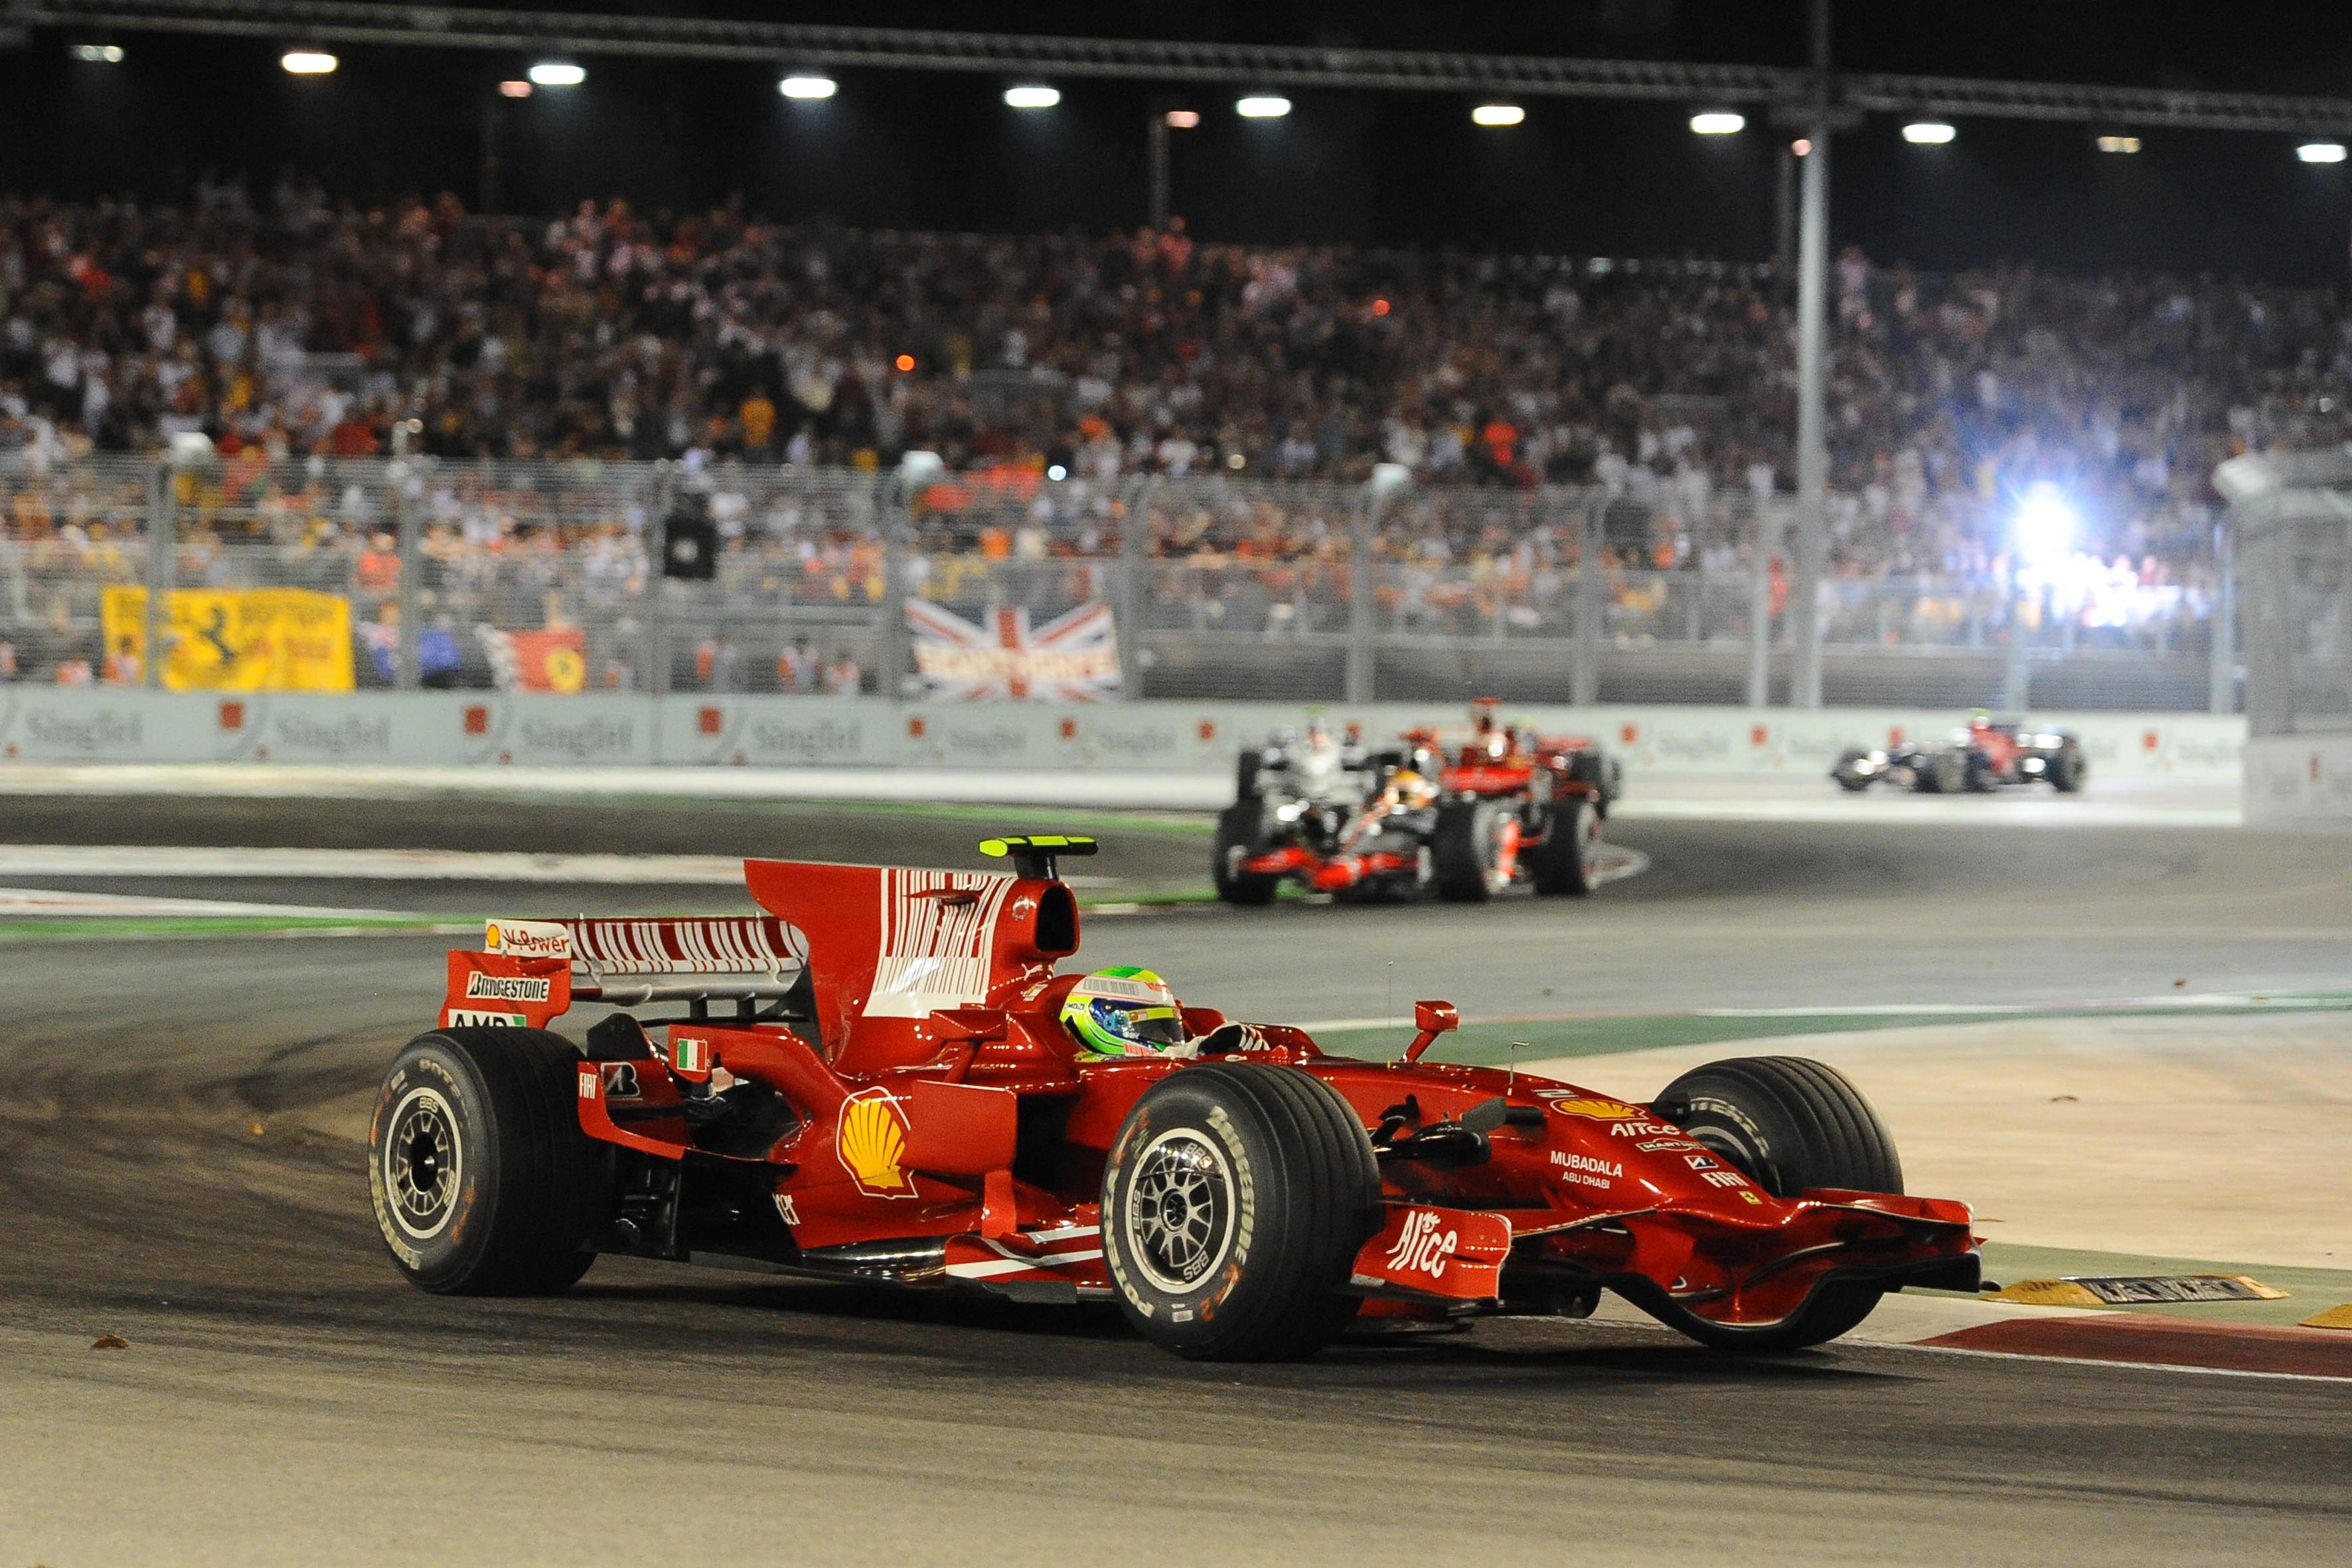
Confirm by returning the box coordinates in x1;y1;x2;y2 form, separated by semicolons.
1060;967;1186;1058
1384;767;1439;811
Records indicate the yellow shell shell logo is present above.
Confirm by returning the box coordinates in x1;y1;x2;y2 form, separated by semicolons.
1549;1097;1648;1120
838;1089;914;1198
485;923;503;950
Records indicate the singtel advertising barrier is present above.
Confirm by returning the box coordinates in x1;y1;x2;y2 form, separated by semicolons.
0;688;2247;786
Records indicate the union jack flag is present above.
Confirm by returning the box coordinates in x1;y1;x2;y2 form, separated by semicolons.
904;599;1121;701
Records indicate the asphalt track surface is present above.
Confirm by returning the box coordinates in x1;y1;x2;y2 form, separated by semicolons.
3;797;2350;1564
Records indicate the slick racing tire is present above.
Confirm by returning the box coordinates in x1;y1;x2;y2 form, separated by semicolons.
1566;749;1612;817
1431;798;1512;902
2048;747;2085;793
1832;748;1873;792
1233;748;1265;802
1915;749;1963;794
369;1028;611;1296
1102;1063;1381;1362
1650;1056;1904;1352
1529;796;1602;896
1212;801;1282;906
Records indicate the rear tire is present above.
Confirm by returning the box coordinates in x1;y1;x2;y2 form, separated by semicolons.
368;1028;610;1295
1431;799;1509;902
1101;1064;1381;1361
1212;801;1281;905
1915;750;1962;794
1566;750;1612;817
1650;1055;1904;1351
1530;796;1601;896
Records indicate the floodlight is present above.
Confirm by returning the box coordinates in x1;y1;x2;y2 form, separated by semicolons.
1236;96;1291;119
780;76;836;100
1004;85;1059;109
1902;121;1956;145
2298;141;2347;164
528;62;586;88
498;80;532;99
281;51;338;75
1689;112;1745;135
1165;110;1201;129
2096;135;2142;154
2013;482;2077;572
74;44;124;63
1472;104;1526;127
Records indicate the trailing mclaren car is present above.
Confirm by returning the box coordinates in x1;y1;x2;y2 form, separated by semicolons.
1214;703;1622;904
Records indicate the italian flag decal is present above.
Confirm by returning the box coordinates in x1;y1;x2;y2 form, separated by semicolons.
674;1037;710;1074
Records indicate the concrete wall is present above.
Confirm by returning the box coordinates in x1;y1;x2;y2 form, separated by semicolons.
2243;734;2352;823
0;688;2245;783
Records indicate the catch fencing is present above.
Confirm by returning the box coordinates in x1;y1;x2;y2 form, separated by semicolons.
0;452;2232;712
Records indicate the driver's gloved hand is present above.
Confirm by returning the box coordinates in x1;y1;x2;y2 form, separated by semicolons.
1193;1022;1270;1056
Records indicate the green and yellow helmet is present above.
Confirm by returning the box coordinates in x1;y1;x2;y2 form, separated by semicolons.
1059;966;1185;1058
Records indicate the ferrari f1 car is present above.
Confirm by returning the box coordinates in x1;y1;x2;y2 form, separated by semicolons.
1214;703;1623;904
370;835;1977;1362
1834;714;2086;794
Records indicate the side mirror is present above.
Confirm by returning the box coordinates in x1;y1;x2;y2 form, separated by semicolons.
1403;999;1460;1063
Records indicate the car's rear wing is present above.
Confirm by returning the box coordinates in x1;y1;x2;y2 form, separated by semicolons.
441;915;809;1028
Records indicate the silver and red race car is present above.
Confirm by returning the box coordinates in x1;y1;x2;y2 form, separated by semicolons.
370;836;1977;1361
1215;702;1622;904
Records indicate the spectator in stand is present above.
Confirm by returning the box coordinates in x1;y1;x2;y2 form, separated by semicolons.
824;648;862;696
777;633;819;693
102;634;141;684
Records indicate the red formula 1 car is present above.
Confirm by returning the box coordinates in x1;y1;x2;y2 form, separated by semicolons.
370;836;1977;1361
1215;703;1621;905
1834;714;2087;795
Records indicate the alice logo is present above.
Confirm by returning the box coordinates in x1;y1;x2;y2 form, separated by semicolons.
838;1087;915;1198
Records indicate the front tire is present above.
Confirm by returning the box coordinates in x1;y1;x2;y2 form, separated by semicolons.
1101;1063;1381;1361
1212;801;1281;905
368;1028;610;1295
1529;796;1601;896
2048;747;2084;793
1650;1055;1904;1351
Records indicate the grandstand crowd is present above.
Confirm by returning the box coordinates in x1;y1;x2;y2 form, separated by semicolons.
1;177;2310;684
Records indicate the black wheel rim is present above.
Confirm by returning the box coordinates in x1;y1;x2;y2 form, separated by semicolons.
1123;1129;1238;1293
384;1086;464;1240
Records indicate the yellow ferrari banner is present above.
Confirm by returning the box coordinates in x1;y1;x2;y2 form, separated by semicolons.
102;587;356;692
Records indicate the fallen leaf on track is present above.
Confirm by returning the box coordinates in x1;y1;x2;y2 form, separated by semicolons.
92;1333;130;1350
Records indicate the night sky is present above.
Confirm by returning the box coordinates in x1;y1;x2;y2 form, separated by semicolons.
4;1;2351;283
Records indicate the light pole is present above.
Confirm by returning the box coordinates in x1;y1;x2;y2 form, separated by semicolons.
1148;110;1170;229
1786;0;1832;710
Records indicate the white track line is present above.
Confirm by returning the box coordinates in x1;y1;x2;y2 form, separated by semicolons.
0;845;757;884
1873;1340;2352;1385
0;886;410;919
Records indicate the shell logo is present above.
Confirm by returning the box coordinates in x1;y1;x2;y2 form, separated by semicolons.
485;923;503;951
838;1087;915;1199
1546;1097;1649;1121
